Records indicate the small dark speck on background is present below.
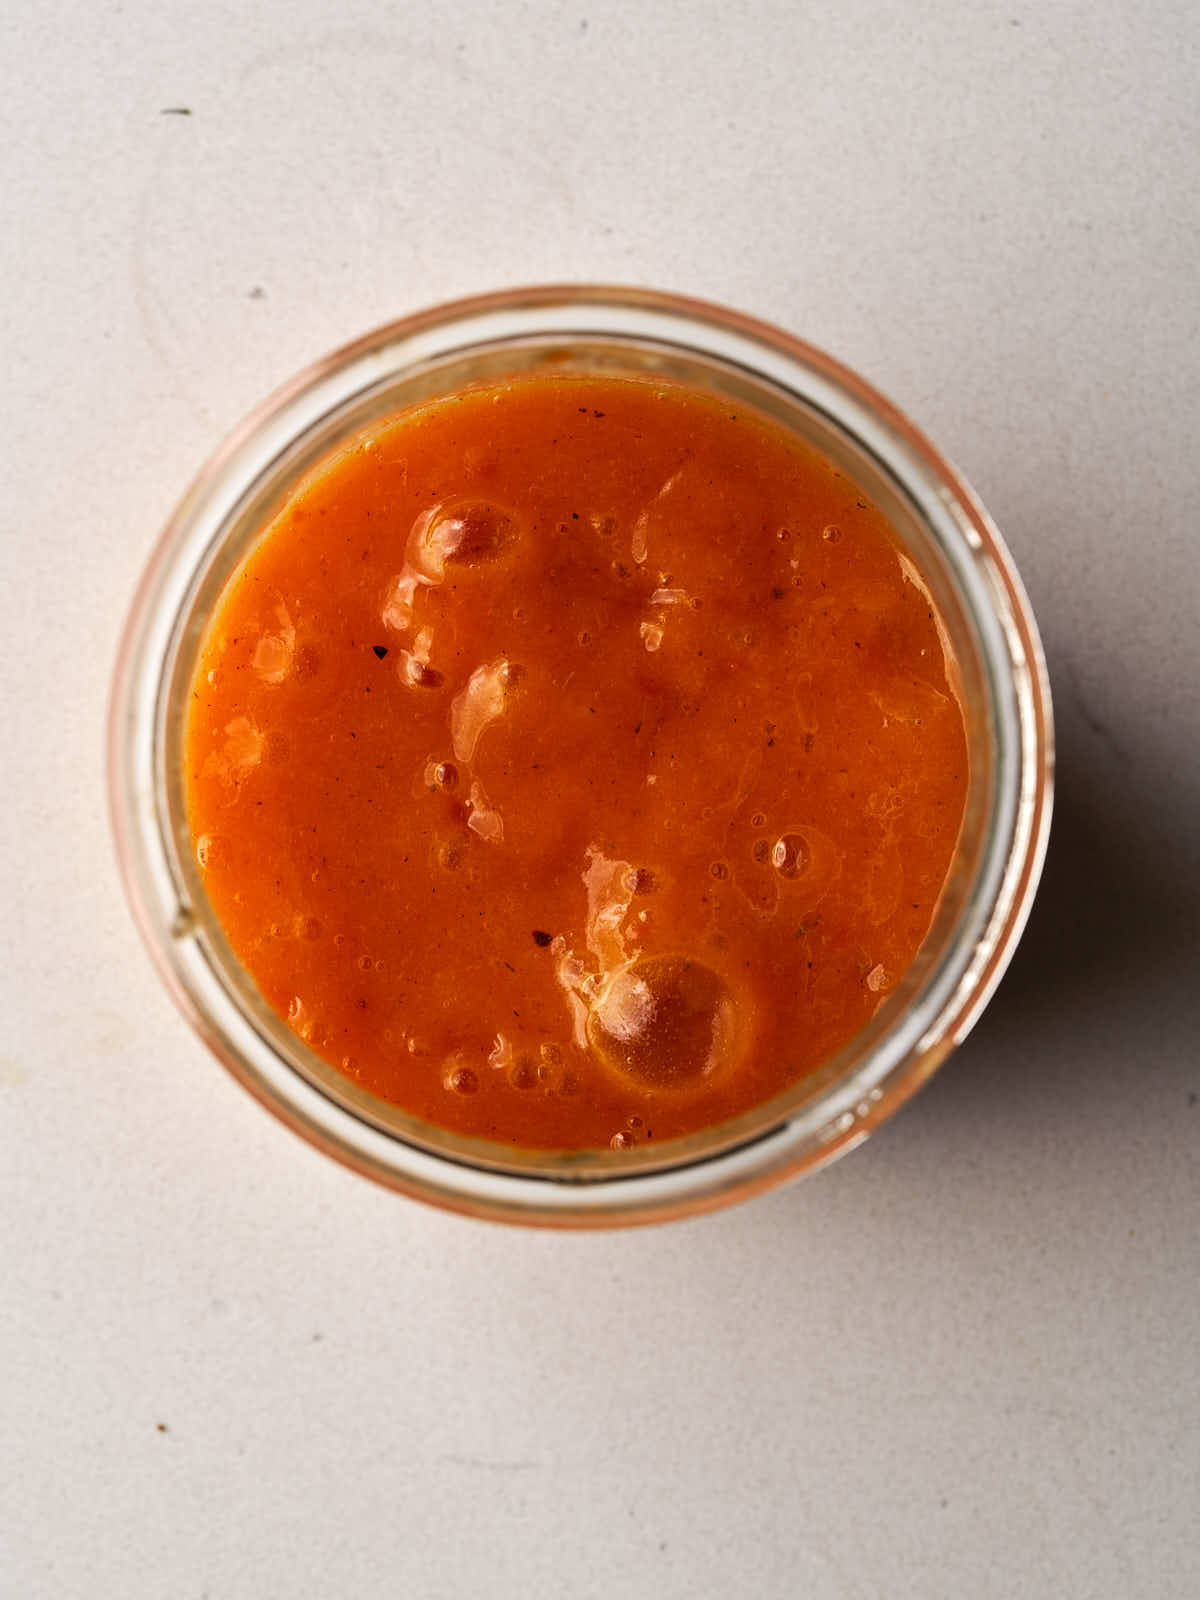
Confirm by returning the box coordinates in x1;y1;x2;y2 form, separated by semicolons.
156;1422;168;1433
1189;1091;1197;1107
159;107;192;116
248;286;266;300
532;929;552;947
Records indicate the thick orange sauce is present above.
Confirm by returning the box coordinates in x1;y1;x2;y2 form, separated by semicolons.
186;376;967;1150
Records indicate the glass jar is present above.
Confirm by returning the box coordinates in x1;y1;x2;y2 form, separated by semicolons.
108;286;1053;1226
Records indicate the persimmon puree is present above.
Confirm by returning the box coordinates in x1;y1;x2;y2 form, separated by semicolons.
185;375;968;1151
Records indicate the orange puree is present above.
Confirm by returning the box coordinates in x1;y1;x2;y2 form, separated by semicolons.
186;376;967;1150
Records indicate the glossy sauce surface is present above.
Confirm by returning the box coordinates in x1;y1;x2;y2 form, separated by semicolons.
186;376;968;1150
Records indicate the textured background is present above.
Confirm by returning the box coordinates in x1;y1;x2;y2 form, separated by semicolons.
2;3;1197;1596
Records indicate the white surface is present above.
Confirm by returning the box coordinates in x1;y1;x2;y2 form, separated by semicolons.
3;2;1198;1596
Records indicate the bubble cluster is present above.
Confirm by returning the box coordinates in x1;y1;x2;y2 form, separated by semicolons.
489;1036;585;1095
609;1109;647;1150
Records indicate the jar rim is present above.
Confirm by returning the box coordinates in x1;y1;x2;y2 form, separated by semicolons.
108;284;1053;1227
